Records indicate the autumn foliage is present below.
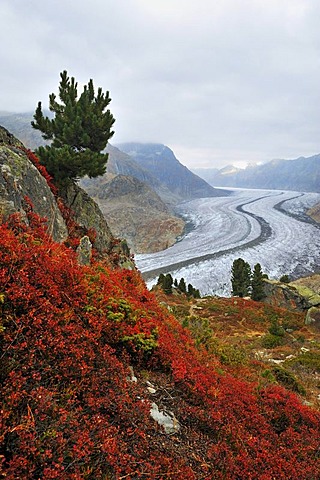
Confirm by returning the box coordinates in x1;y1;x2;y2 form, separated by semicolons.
1;212;320;479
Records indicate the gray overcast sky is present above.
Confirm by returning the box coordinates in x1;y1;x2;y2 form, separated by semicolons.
1;0;320;168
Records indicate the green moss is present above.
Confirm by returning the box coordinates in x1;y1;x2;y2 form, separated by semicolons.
291;284;320;306
207;303;222;313
268;319;285;337
182;315;213;349
215;343;247;366
1;146;27;177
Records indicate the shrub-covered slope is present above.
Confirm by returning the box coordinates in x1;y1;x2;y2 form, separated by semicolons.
1;214;320;479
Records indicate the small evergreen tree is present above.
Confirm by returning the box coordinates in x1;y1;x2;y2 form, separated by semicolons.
178;277;187;294
280;274;290;283
193;288;201;299
187;283;201;299
251;263;265;301
157;273;165;286
162;274;173;295
32;70;115;184
187;283;194;297
231;258;251;297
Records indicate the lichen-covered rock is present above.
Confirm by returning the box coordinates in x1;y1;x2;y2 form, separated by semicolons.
59;181;115;255
77;235;92;265
305;306;320;326
0;126;68;243
263;279;306;311
263;276;320;327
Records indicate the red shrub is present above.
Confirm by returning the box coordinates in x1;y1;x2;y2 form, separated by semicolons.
0;214;319;479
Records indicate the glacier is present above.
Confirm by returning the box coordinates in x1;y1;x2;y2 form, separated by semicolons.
135;188;320;297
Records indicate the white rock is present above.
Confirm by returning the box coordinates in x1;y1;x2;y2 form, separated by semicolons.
150;402;180;434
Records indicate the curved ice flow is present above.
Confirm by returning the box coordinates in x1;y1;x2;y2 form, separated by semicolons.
135;189;320;296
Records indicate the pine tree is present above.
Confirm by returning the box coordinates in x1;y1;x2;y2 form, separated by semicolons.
31;70;115;185
162;274;173;295
187;283;194;297
157;273;165;286
193;289;201;299
251;263;265;301
231;258;251;297
178;278;187;294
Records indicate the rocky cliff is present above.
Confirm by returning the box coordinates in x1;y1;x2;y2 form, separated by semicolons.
0;126;67;243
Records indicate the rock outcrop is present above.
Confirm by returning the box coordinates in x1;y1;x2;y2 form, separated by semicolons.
263;275;320;327
0;125;133;267
59;181;115;254
0;126;68;243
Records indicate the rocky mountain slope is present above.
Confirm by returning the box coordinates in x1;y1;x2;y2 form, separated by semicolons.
117;142;228;200
1;127;320;479
194;154;320;192
81;172;184;253
308;201;320;222
0;111;47;149
2;200;320;479
105;144;181;205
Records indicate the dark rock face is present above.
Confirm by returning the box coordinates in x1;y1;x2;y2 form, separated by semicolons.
263;280;312;311
0;125;68;243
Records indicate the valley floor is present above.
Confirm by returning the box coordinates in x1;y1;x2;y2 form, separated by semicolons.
136;188;320;296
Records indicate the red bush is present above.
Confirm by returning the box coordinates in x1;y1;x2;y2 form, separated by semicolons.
0;214;319;479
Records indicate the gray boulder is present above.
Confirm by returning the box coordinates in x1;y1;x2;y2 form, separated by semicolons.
0;125;68;243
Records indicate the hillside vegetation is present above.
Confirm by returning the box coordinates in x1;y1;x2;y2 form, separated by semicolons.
1;208;320;479
0;126;319;478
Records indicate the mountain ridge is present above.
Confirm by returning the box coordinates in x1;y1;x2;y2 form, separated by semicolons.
193;153;320;193
117;142;228;200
